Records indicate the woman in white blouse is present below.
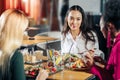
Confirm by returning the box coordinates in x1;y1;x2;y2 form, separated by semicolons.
61;5;104;60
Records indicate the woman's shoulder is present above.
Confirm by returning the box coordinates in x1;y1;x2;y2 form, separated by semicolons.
13;50;22;57
11;50;23;62
61;32;70;40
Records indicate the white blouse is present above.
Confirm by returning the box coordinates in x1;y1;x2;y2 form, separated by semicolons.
61;31;104;59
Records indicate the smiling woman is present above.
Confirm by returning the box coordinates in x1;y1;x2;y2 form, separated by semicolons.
61;5;104;69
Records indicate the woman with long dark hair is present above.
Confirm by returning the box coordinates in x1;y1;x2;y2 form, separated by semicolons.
61;5;104;66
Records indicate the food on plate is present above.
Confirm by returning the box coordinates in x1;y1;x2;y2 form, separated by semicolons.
55;56;62;65
62;54;81;62
70;58;86;68
62;54;87;69
62;54;71;61
42;61;58;73
54;50;60;56
24;65;41;77
48;61;54;67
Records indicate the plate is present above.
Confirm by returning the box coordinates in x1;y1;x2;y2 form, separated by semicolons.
64;62;89;71
65;65;89;71
24;60;48;65
25;64;63;78
69;67;89;71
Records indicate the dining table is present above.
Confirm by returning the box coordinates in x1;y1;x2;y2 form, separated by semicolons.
47;69;94;80
24;59;94;80
25;64;94;80
23;35;95;80
22;35;58;46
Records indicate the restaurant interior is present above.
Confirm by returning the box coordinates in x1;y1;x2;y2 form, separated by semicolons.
0;0;108;80
0;0;107;31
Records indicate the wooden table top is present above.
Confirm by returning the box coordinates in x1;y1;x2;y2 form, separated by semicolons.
24;62;94;80
23;35;58;45
47;69;94;80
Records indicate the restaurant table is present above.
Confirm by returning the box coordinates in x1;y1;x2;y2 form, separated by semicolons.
23;35;58;46
47;69;94;80
25;61;95;80
23;36;94;80
25;68;94;80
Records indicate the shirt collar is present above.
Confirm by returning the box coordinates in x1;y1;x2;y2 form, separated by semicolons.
66;31;82;40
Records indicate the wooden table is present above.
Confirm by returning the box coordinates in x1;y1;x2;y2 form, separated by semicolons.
23;36;94;80
47;70;94;80
25;63;94;80
23;35;58;45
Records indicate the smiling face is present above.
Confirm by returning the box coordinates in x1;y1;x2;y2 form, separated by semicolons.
67;10;82;31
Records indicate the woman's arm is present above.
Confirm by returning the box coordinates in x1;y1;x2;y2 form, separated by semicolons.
85;51;105;69
116;42;120;79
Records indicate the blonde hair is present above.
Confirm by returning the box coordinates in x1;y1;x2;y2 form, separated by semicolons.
0;9;29;79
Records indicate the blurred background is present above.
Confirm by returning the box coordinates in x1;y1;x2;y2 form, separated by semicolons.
0;0;108;33
0;0;109;58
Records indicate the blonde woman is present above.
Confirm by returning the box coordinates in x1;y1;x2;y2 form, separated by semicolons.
0;9;48;80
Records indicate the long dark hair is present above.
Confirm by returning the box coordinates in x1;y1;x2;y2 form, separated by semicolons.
62;5;96;48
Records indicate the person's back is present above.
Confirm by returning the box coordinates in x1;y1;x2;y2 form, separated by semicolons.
0;9;48;80
0;9;28;80
10;50;26;80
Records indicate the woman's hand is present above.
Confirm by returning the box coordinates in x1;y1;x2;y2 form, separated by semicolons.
85;52;94;67
36;69;49;80
93;56;106;68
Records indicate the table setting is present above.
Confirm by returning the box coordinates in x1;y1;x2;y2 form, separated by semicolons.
22;49;95;80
